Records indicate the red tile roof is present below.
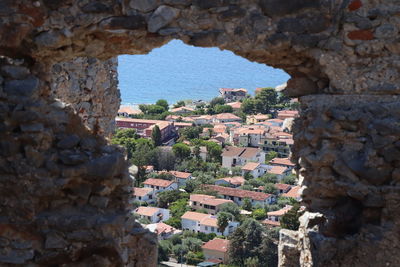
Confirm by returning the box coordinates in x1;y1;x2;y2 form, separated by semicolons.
282;186;301;199
169;171;192;179
274;183;292;191
205;185;272;201
241;162;261;171
181;211;210;221
270;157;295;167
213;113;242;120
134;187;153;197
118;106;142;115
262;219;281;227
268;166;288;175
143;178;175;188
202;238;230;253
135;207;160;217
222;146;260;159
217;176;245;186
267;205;292;216
226;102;242;109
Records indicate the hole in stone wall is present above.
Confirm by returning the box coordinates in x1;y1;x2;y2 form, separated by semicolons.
113;39;300;265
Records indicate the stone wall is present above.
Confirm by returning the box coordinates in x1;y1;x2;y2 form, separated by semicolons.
50;57;120;137
0;0;399;266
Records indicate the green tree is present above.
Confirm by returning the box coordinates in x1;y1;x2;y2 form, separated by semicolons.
252;208;267;220
173;100;186;108
280;203;302;230
265;151;278;163
210;97;225;107
244;257;260;267
254;87;278;114
131;139;155;185
172;143;192;161
169;198;190;219
205;141;222;163
184;179;201;193
158;240;172;262
154;148;176;171
179;126;203;140
151;125;162;146
157;190;188;208
193;145;201;159
281;174;297;185
241;98;256;114
164;217;181;229
186;251;204;265
214;104;233;114
172;244;188;263
217;212;232;234
219;202;241;220
263;183;277;194
156;99;169;111
111;128;139;159
182;237;203;252
242;198;252;211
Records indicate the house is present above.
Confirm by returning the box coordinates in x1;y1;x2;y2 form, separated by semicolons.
259;133;293;158
237;127;267;147
257;183;292;195
222;146;265;169
241;162;267;178
204;185;275;206
282;185;301;201
135;207;170;223
215;176;245;188
143;178;178;193
277;110;299;120
219;88;247;102
115;118;176;143
269;157;295;170
117;106;142;117
189;194;233;215
212;113;242;124
267;165;291;179
145;222;181;240
191;115;213;125
170;106;195;115
168;171;193;187
143;165;154;173
181;211;239;236
174;122;193;130
202;238;230;264
226;101;241;111
265;205;293;226
246;114;270;124
133;187;155;204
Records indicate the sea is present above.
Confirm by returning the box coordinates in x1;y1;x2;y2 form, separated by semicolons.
117;40;290;106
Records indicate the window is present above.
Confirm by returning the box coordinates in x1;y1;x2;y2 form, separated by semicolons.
138;197;141;200
205;226;208;230
211;227;215;232
193;201;197;205
149;195;152;199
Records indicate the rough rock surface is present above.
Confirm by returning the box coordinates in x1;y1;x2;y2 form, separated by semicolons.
0;0;399;266
51;57;120;137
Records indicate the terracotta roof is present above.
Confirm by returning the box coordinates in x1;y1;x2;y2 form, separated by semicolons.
213;113;242;120
268;166;288;175
190;194;214;203
205;185;272;201
217;176;245;186
278;110;299;118
143;178;175;188
237;127;266;135
174;122;193;127
270;158;295;167
267;205;292;216
134;187;153;197
241;162;261;171
202;239;230;253
262;219;281;227
226;102;242;109
135;207;160;217
222;146;260;159
200;217;218;227
115;117;166;124
171;106;195;113
202;198;233;206
118;106;142;115
249;114;269;120
274;183;292;191
169;171;192;179
146;222;177;235
282;186;301;199
219;88;247;93
181;211;210;221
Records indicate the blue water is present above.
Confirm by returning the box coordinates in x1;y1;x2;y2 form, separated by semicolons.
118;40;290;105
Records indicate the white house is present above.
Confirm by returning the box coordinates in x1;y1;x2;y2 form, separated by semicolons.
189;194;233;215
222;146;265;169
145;222;181;240
143;178;178;193
241;162;268;178
212;113;242;124
205;185;275;206
133;187;155;204
215;176;245;188
168;171;193;187
135;207;170;224
181;211;239;236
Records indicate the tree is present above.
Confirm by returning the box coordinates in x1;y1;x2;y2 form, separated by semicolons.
154;148;176;171
219;202;241;220
252;208;267;220
242;198;252;211
254;87;278;114
164;217;181;229
172;244;188;263
263;183;277;194
184;179;201;193
156;99;169;111
158;240;172;262
179;126;203;140
157;190;188;208
111;128;139;159
193;145;201;159
182;237;203;252
214;104;233;114
173;100;186;108
205;141;222;163
151;125;162;146
265;151;278;163
172;143;191;160
131;138;155;185
241;98;256;114
280;203;302;230
281;174;297;185
217;212;231;234
210;97;225;107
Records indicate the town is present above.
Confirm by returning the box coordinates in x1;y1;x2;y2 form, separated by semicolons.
113;87;301;266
